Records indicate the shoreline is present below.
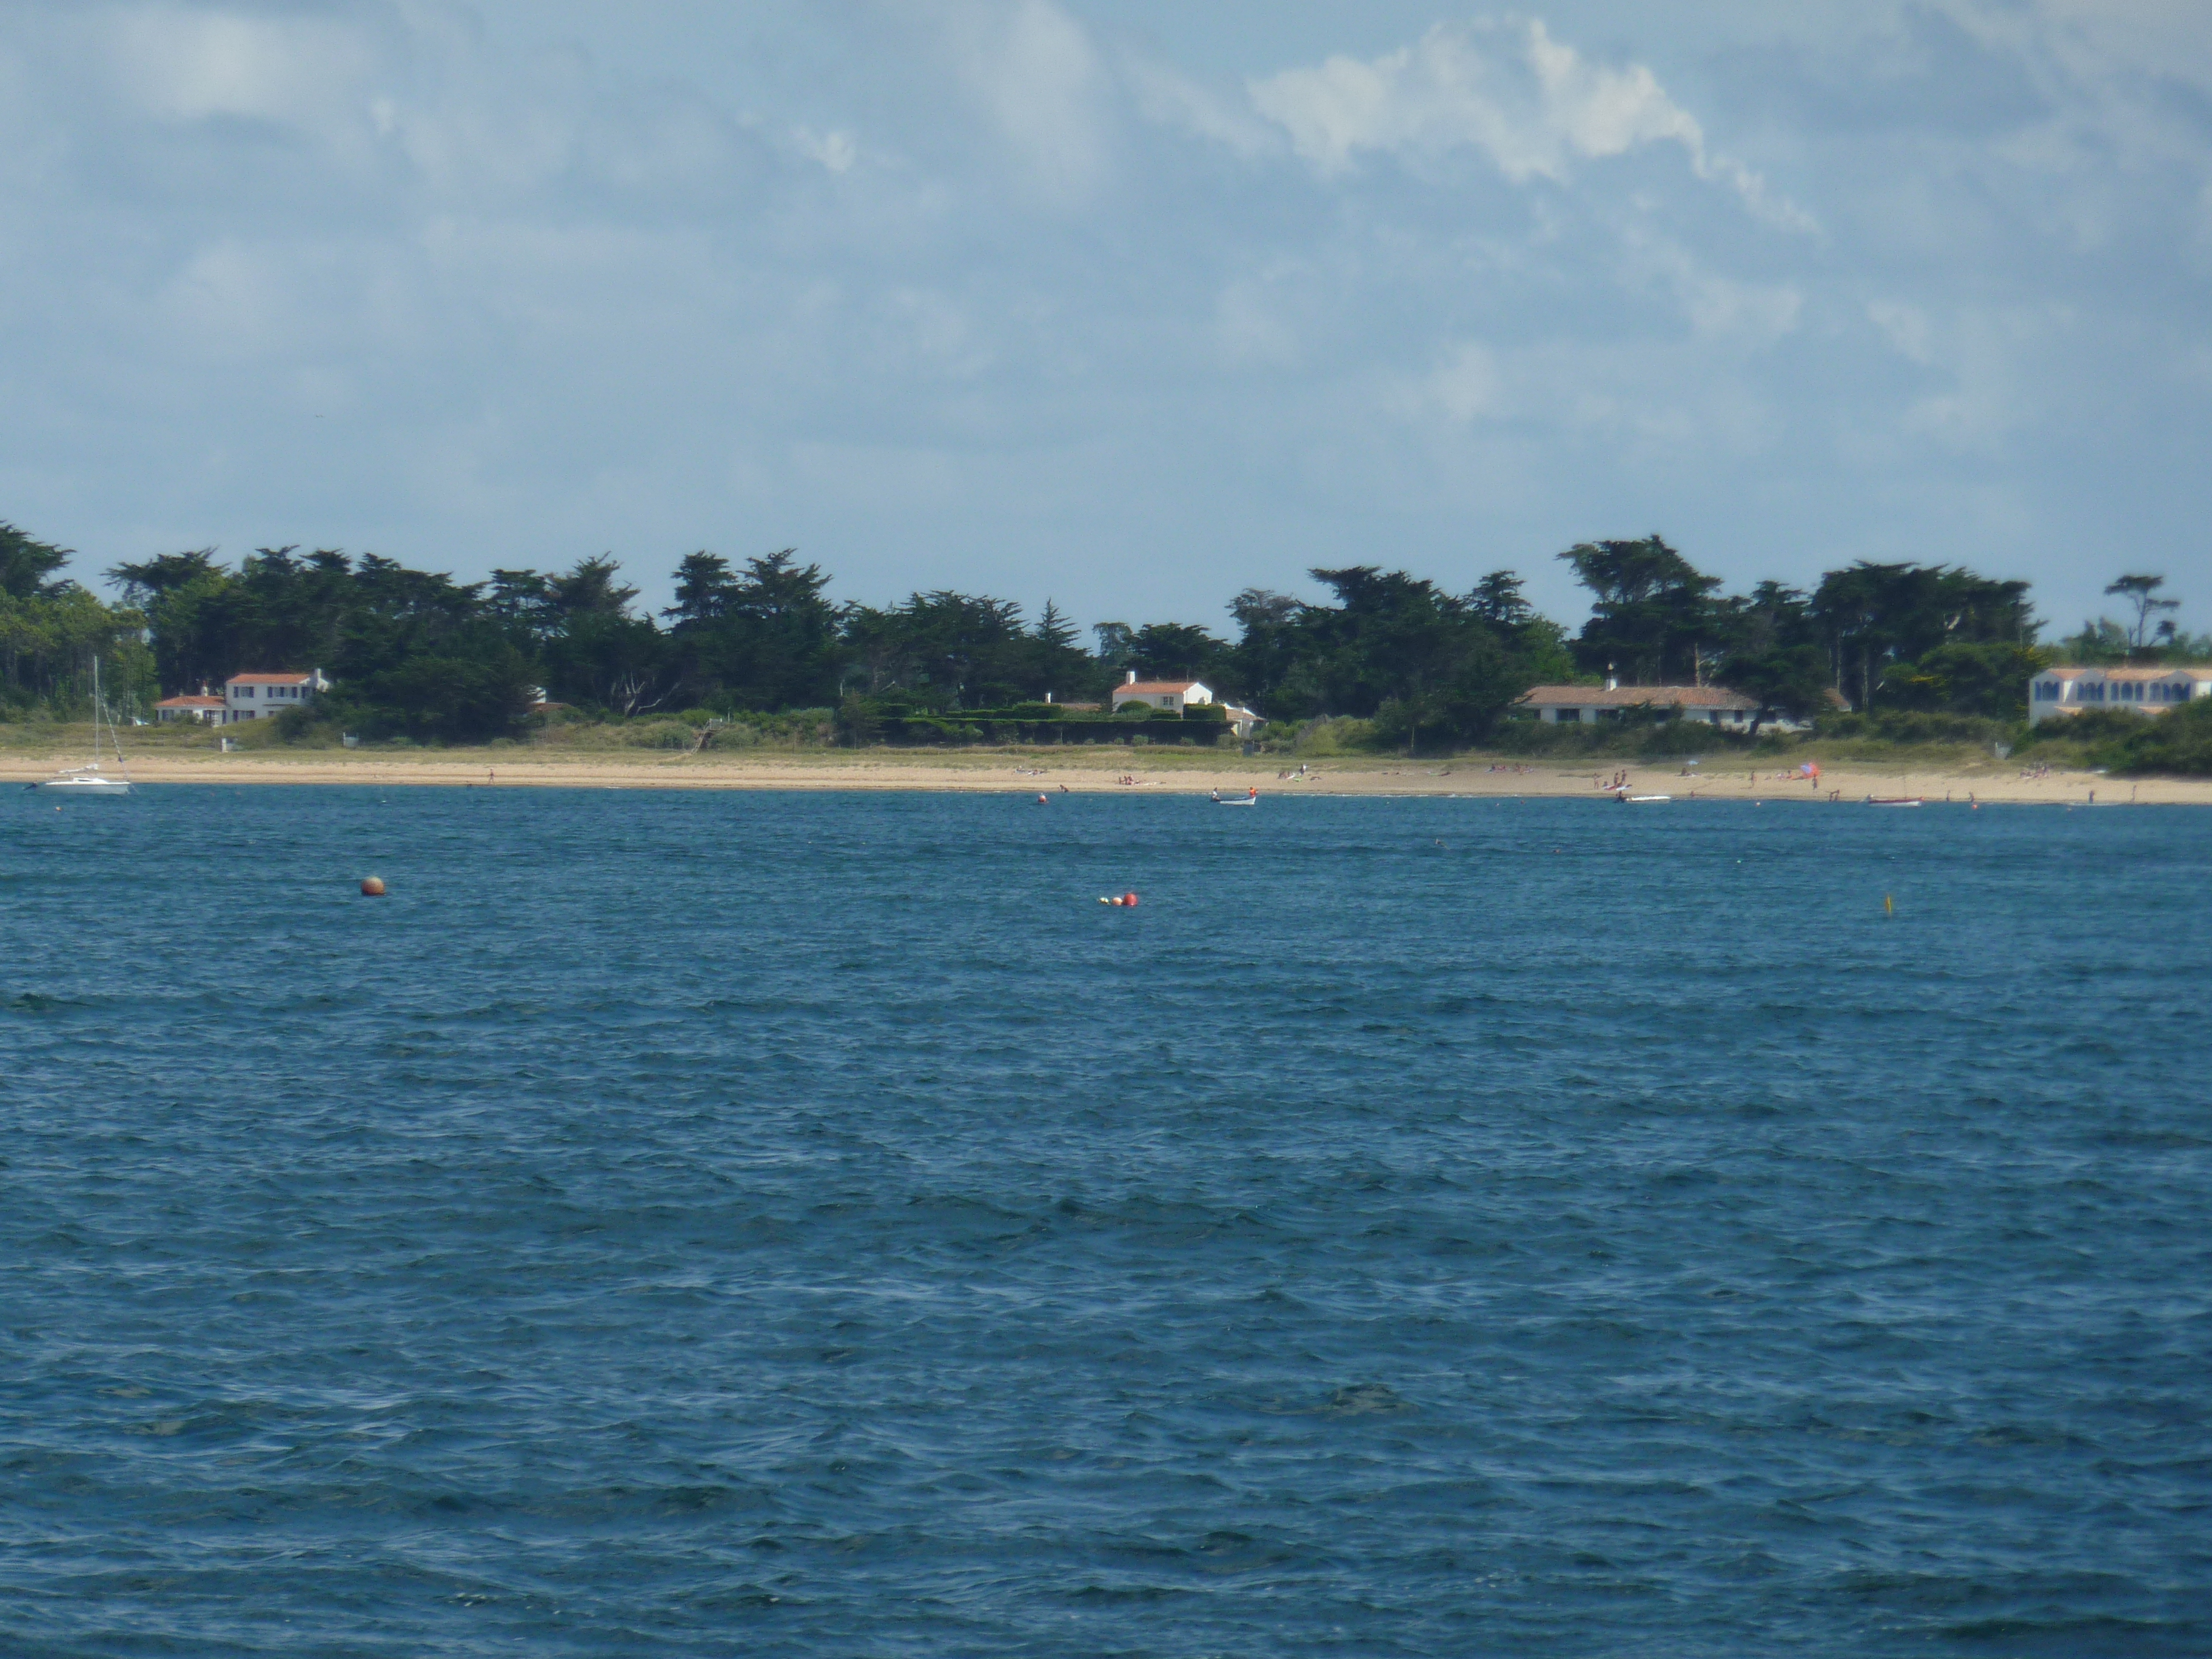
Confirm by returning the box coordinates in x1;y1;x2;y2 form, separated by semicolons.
3;745;2202;804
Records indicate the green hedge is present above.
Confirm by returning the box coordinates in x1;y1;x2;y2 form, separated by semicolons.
873;714;1225;746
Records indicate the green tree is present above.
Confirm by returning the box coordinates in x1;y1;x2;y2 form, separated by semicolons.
330;643;539;743
1125;622;1230;686
2105;574;2180;655
1880;641;2051;720
1557;536;1723;685
1028;600;1101;702
546;555;637;620
1809;561;2036;711
0;521;72;597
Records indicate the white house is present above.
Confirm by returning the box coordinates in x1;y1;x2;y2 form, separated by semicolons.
154;686;225;723
224;669;330;723
1107;673;1263;737
2028;665;2212;725
1517;683;1766;729
1111;674;1211;712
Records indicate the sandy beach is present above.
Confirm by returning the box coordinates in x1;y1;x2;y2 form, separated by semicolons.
4;740;2204;804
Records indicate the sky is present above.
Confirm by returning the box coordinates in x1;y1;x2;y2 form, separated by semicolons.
2;0;2208;639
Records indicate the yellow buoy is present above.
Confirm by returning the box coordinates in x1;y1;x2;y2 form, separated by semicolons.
1884;893;1894;916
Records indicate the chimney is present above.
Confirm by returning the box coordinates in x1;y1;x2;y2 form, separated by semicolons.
1125;669;1137;685
1604;663;1618;692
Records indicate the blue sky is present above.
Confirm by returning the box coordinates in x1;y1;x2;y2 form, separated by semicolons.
2;0;2207;638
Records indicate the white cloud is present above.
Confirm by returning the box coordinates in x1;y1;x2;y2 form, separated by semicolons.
1125;58;1278;159
945;0;1113;202
793;126;859;174
107;4;380;132
1625;235;1803;343
1428;340;1503;421
1248;19;1812;229
1868;300;1935;364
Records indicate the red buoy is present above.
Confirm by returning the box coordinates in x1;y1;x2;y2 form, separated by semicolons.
1123;891;1139;907
1037;794;1048;804
360;876;386;897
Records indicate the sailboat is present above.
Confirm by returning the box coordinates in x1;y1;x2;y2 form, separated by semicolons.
35;657;133;796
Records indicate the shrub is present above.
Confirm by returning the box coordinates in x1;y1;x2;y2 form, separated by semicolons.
615;719;698;749
2014;709;2140;751
1289;716;1381;756
2110;697;2212;776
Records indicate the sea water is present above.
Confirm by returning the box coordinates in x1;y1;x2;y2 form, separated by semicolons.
2;785;2206;1657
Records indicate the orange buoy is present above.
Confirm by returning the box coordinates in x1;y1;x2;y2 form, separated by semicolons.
360;876;386;897
1037;794;1048;804
1123;891;1139;907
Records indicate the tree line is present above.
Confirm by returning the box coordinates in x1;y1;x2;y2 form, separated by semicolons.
0;516;2199;745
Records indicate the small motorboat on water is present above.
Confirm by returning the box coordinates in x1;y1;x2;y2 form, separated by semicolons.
1867;796;1923;807
1617;793;1671;803
32;658;133;796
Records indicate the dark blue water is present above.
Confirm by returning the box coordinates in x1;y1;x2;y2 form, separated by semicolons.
2;785;2207;1656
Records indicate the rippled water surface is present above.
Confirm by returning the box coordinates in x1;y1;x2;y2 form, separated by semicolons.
3;785;2208;1656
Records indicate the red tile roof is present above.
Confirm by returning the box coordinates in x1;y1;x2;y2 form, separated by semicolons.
155;694;224;708
1114;681;1205;695
1517;684;1758;710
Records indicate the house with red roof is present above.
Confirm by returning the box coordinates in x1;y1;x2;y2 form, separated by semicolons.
154;685;226;723
1108;673;1263;737
1515;679;1814;731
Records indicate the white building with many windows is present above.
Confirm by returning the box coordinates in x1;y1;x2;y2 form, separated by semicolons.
2028;665;2212;725
224;670;330;723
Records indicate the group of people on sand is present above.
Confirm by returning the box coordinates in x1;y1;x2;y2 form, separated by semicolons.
1485;763;1533;775
2019;762;2054;780
1592;769;1631;791
1273;763;1311;781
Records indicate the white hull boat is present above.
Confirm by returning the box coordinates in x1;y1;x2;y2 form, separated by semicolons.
33;658;133;796
38;768;132;796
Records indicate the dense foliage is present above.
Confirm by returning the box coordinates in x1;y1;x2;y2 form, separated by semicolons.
1;514;2204;766
0;521;152;717
1553;537;2049;724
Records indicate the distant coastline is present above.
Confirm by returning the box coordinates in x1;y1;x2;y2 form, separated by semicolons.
6;744;2205;806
